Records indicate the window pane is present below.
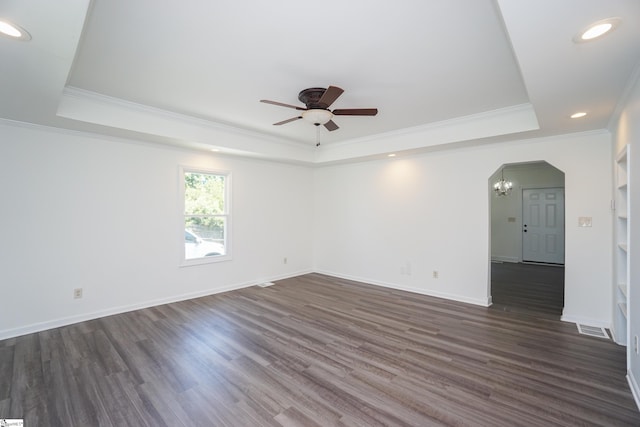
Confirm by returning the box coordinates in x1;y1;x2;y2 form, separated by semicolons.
185;217;226;259
184;172;225;215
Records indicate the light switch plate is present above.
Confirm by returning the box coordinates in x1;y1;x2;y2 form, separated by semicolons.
578;217;592;227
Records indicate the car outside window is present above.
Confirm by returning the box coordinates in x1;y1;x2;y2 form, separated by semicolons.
181;168;230;265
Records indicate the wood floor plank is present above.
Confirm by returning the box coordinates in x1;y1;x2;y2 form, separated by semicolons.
491;262;565;315
1;272;638;426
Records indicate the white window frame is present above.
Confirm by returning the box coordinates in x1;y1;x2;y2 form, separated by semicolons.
179;166;232;266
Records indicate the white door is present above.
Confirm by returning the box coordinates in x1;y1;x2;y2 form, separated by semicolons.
522;188;565;264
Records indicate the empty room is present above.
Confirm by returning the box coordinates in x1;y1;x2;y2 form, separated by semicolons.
1;0;640;425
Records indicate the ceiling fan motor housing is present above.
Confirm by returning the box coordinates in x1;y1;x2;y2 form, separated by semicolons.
298;88;330;109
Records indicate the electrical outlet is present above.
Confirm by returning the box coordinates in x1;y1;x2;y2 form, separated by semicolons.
635;336;639;355
433;270;439;279
73;288;83;299
283;257;288;264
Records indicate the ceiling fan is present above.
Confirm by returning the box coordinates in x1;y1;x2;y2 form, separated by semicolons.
260;86;378;133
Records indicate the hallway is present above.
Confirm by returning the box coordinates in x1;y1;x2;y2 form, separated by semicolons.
490;262;564;317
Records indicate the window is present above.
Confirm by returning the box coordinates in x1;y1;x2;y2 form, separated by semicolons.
181;168;230;265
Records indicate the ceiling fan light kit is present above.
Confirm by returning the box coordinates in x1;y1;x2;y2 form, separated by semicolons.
260;85;378;142
302;109;333;125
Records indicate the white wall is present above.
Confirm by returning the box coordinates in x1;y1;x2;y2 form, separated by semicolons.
491;162;565;262
611;68;640;406
0;121;615;341
0;123;314;339
314;131;612;325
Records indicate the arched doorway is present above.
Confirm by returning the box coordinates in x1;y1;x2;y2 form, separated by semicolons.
489;161;566;316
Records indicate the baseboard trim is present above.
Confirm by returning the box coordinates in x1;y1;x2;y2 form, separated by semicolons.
491;256;519;263
4;268;604;341
315;270;491;307
0;269;312;340
560;312;610;329
628;370;640;412
609;324;628;346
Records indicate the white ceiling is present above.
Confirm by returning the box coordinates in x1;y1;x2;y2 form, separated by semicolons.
1;0;639;164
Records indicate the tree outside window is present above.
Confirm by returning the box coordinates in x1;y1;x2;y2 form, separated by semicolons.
183;170;230;262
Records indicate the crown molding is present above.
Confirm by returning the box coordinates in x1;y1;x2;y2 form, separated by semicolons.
59;86;315;153
607;57;640;131
327;103;537;149
314;103;539;163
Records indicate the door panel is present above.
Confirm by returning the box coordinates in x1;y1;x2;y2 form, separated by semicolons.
522;188;565;264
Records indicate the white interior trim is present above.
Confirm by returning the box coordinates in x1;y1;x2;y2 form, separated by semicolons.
628;371;640;412
315;270;492;307
0;269;312;341
560;313;611;329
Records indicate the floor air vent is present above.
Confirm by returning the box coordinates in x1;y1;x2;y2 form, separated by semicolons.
257;282;275;288
576;324;609;339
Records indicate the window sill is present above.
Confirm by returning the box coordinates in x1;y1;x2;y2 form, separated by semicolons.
180;254;232;267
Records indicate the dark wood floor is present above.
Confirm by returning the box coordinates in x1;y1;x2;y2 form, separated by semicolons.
491;262;565;317
1;273;638;426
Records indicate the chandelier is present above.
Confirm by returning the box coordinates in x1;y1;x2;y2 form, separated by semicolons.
493;168;513;196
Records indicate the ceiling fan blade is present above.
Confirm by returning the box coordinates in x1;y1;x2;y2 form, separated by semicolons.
332;108;378;116
324;120;339;131
273;116;302;126
318;86;344;108
261;100;307;111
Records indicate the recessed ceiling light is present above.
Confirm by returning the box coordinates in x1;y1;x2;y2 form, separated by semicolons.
571;112;587;119
210;148;220;152
582;23;612;39
573;18;620;43
388;153;397;157
0;20;31;40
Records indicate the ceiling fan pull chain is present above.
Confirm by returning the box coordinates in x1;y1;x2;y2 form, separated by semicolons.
316;126;321;147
